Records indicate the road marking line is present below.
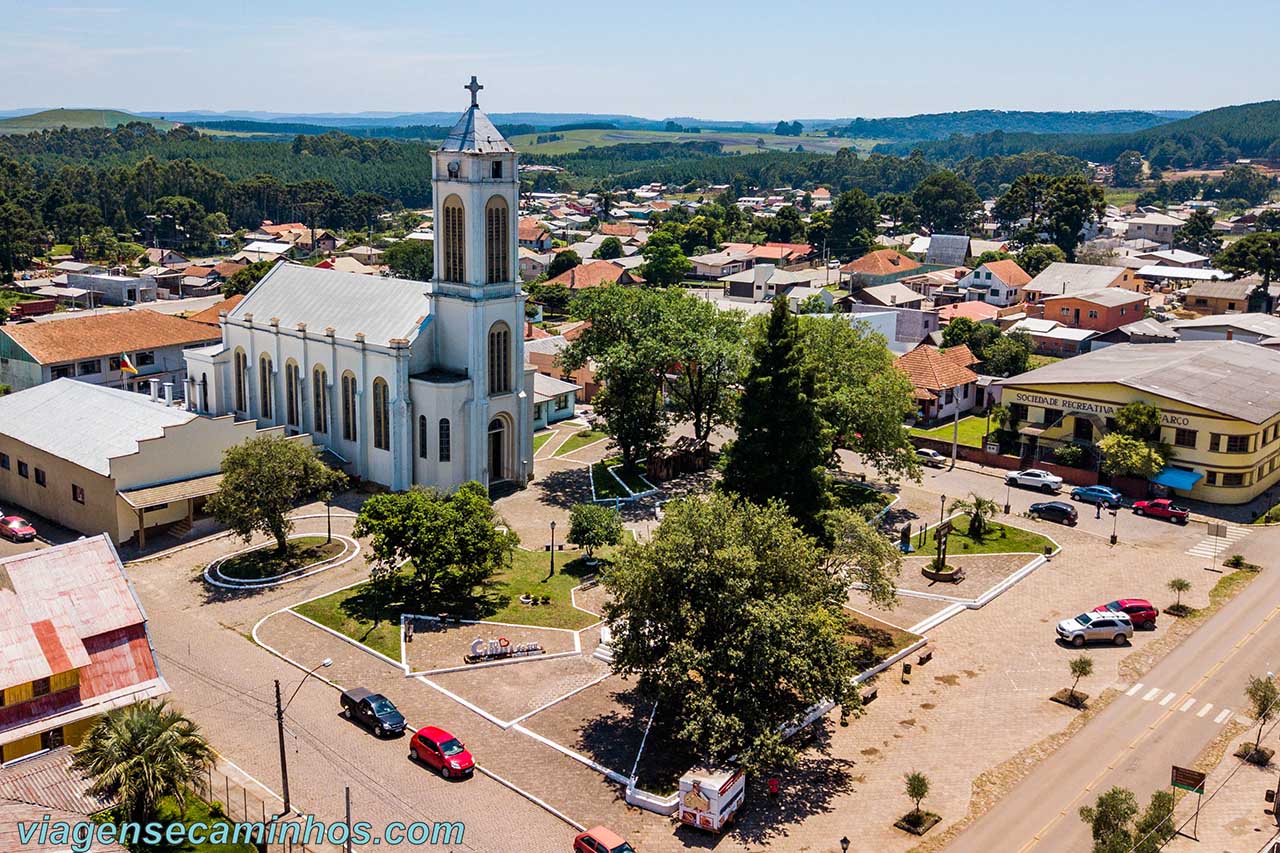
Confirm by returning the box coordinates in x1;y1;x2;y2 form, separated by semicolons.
1198;703;1213;717
1127;683;1144;696
1215;708;1232;724
1160;692;1176;706
1179;697;1196;712
1016;603;1280;853
1143;687;1161;701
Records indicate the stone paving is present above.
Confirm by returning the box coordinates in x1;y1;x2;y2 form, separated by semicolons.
429;653;612;723
896;552;1033;597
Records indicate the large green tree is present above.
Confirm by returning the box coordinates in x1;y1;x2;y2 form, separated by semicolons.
1016;243;1067;276
826;189;879;258
72;701;214;826
222;260;274;296
800;315;918;480
383;238;433;280
1078;787;1175;853
663;295;747;444
1215;232;1280;311
205;436;347;554
546;249;582;279
1112;150;1145;187
996;174;1103;258
912;170;982;233
593;236;624;260
1172;210;1221;256
354;482;517;609
639;230;691;285
603;493;897;769
722;298;829;527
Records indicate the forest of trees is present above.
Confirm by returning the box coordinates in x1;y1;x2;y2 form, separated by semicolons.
833;109;1178;142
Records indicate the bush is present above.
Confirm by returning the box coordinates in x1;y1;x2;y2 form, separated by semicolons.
1053;444;1086;468
1225;554;1247;568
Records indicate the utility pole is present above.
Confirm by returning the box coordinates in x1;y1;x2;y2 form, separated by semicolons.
345;786;353;853
274;680;291;814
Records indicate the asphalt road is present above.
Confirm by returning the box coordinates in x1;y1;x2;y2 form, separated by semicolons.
948;522;1280;852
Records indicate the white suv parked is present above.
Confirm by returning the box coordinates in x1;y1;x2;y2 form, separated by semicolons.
1056;611;1133;647
1005;469;1064;493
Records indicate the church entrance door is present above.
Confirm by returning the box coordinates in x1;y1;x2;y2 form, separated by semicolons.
488;418;506;482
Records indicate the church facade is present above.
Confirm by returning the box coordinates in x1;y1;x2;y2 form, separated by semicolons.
184;80;533;492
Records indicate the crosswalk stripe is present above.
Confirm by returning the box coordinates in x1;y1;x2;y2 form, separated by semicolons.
1214;708;1232;724
1126;683;1144;697
1143;688;1162;701
1160;692;1176;706
1198;703;1213;718
1179;698;1196;712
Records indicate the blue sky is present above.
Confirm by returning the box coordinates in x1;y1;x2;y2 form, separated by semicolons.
2;0;1277;120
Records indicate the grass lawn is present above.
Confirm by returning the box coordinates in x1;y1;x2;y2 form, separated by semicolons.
913;513;1054;557
1026;354;1064;371
910;415;989;448
591;460;630;499
533;431;553;453
843;609;921;669
293;548;603;659
554;428;608;456
97;795;254;852
1104;188;1141;208
830;480;892;514
216;536;344;580
0;289;50;314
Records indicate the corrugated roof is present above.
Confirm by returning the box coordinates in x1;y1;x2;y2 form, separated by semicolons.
438;106;513;154
0;379;195;476
925;234;970;266
119;472;223;509
229;263;431;347
0;310;219;364
533;373;581;401
999;340;1280;423
1025;263;1125;296
0;536;144;692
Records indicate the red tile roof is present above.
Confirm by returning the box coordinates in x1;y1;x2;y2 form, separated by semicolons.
980;259;1032;287
938;301;1000;323
841;249;921;277
545;260;623;290
1;310;220;364
599;222;639;237
518;217;550;242
895;344;979;393
187;294;245;325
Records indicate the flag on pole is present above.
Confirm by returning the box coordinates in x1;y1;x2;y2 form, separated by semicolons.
120;353;138;375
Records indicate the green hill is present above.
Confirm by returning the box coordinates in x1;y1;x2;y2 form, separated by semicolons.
877;101;1280;166
0;108;175;134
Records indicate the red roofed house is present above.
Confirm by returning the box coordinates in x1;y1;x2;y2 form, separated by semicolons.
0;535;168;763
841;249;922;287
599;222;640;239
957;259;1033;307
518;217;553;251
937;300;1000;325
544;259;640;290
896;343;980;423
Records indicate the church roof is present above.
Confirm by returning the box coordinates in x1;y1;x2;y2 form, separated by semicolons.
228;264;431;347
439;106;513;154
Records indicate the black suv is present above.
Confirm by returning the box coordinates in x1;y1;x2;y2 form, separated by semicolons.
340;687;406;737
1029;500;1078;526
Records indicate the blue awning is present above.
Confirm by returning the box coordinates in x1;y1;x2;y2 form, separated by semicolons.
1152;467;1204;490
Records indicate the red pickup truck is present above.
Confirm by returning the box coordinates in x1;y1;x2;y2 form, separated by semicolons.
1132;498;1190;524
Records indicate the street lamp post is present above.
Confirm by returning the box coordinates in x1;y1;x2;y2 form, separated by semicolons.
840;837;850;853
549;520;557;577
1004;479;1012;515
1110;508;1119;545
274;658;332;814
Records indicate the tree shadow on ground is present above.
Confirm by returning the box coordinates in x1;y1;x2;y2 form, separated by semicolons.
533;466;595;509
573;686;654;777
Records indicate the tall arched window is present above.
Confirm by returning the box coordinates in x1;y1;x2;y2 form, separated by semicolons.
284;360;301;427
488;322;511;394
485;195;509;284
233;349;247;412
258;354;273;419
372;377;390;451
312;366;328;434
418;415;428;459
199;375;209;413
442;194;465;283
341;371;358;442
438;418;451;462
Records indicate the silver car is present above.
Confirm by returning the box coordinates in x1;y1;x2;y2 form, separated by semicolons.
1056;611;1133;647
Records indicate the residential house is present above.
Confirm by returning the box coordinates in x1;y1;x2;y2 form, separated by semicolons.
840;249;921;288
856;281;926;310
689;249;753;279
1023;262;1135;302
526;334;599;401
720;264;825;303
186;294;245;326
65;272;156;306
783;286;834;313
1183;279;1258;315
1125;212;1185;244
138;248;187;268
0;536;169;763
1006;317;1098;356
545;259;638;290
896;344;979;423
518;247;552;281
959;259;1031;306
924;234;971;267
1135;249;1209;269
0;309;219;394
314;256;379;275
1167;313;1280;344
599;222;642;240
234;241;293;263
1041;288;1149;333
518;217;554;251
340;246;383;265
937;300;1000;325
532;373;581;429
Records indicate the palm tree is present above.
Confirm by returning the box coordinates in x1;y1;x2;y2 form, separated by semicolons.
950;492;1000;541
1167;577;1191;610
72;700;214;825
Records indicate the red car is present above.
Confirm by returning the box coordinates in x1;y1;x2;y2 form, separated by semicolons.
1095;598;1159;630
1132;499;1189;524
0;516;36;542
410;726;474;779
573;826;636;853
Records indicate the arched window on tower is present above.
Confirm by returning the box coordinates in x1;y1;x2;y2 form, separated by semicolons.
488;322;511;394
442;194;465;282
438;418;451;462
258;354;273;419
418;415;428;459
233;349;248;412
372;377;390;451
341;371;358;442
284;360;301;427
485;195;509;283
312;366;328;434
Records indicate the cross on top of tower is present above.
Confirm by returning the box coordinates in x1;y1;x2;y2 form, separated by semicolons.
465;76;483;108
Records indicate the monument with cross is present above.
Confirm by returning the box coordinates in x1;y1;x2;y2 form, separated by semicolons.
465;75;483;108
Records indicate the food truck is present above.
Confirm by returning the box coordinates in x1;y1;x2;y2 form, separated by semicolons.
677;766;745;832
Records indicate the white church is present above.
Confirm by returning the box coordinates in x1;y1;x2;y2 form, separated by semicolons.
184;78;534;492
